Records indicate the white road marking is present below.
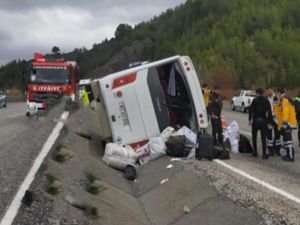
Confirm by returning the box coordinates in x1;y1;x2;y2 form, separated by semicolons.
214;159;300;205
0;111;69;225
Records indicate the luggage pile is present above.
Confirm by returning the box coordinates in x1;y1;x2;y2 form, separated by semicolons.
102;125;237;181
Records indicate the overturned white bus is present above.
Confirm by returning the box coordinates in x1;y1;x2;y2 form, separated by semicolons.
91;55;208;148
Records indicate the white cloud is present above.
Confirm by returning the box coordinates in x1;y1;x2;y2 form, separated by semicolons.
0;0;186;65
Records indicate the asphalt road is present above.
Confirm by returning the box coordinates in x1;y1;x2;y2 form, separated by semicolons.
1;102;299;224
0;102;64;219
222;102;300;204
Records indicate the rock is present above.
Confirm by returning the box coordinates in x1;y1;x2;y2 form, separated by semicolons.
65;195;76;205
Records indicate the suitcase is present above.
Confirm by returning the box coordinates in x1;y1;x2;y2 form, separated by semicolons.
196;134;216;160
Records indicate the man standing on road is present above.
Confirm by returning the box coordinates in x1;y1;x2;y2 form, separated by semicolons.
276;88;297;162
294;90;300;147
208;86;223;146
248;88;272;159
266;87;281;156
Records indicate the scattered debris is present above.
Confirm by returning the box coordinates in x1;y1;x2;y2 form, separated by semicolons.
187;148;196;159
170;158;183;162
183;205;190;214
160;178;169;184
166;164;174;169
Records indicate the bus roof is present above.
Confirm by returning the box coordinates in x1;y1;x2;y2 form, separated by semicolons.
95;55;182;83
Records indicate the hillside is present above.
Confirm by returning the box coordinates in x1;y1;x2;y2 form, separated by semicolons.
1;0;300;90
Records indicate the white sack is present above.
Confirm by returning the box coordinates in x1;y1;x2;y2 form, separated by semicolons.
223;120;240;153
161;127;175;142
103;143;138;170
173;126;197;145
136;137;167;165
231;139;239;153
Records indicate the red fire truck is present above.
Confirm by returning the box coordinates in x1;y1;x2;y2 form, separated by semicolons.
26;53;79;114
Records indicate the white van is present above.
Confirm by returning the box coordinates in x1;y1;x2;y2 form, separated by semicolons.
91;55;208;148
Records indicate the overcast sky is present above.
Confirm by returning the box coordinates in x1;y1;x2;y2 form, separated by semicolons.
0;0;186;65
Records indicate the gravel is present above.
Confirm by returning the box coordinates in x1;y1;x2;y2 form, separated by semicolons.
0;103;67;219
185;159;300;225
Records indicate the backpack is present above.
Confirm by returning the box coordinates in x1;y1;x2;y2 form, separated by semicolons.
239;134;253;153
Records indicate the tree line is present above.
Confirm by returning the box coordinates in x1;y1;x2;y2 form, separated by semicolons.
1;0;300;91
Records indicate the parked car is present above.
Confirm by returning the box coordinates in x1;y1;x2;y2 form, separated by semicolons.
231;90;256;112
0;90;7;108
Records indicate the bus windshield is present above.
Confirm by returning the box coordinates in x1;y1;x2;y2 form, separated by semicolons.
31;66;69;84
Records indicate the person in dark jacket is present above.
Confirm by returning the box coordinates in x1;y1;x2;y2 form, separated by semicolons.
294;90;300;147
248;88;272;159
208;86;223;145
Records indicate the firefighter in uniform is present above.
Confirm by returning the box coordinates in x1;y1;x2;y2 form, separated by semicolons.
276;88;297;162
248;88;272;159
266;87;281;156
208;86;223;145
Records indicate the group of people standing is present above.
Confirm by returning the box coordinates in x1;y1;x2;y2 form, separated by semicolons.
249;87;299;162
202;84;299;162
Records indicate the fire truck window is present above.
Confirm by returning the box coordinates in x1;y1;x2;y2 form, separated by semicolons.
31;67;69;84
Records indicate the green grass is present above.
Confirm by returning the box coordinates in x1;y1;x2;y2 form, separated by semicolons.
87;186;99;195
47;186;60;195
86;172;97;183
56;143;67;151
90;206;98;217
46;174;57;184
46;174;60;195
54;154;66;163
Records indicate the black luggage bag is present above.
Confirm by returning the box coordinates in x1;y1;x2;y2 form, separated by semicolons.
196;134;217;160
166;135;191;157
239;134;253;153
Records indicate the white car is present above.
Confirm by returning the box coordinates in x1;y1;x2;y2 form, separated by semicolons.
231;90;256;112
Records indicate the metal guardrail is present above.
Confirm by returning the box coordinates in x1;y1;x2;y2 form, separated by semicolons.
6;96;26;103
